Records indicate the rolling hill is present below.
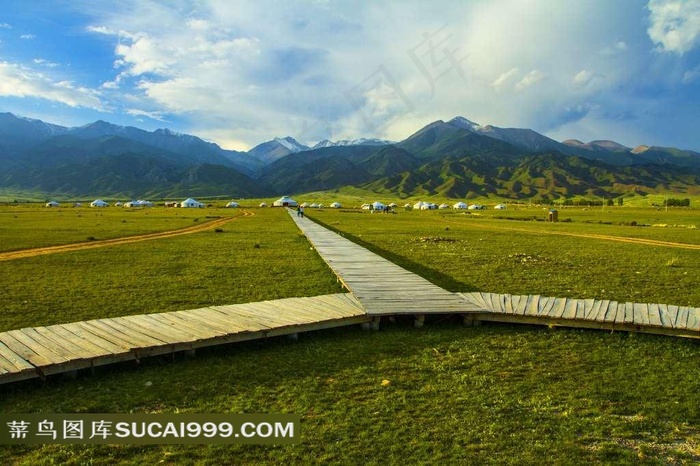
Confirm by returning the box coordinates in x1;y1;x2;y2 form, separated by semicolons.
1;112;699;200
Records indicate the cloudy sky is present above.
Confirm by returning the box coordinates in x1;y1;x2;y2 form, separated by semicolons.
1;0;699;151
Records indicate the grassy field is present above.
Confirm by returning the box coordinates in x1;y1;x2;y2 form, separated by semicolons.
306;206;700;307
1;204;699;464
0;207;343;332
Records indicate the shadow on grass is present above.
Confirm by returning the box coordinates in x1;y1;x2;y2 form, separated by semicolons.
305;214;477;293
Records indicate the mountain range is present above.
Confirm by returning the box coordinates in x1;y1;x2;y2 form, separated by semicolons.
1;112;699;200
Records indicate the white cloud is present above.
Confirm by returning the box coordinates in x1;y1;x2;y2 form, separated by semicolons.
682;65;700;82
647;0;700;54
600;40;629;57
515;70;547;91
491;67;520;93
20;34;36;40
572;69;595;86
0;61;106;110
57;0;693;150
0;23;11;29
33;58;59;68
125;108;166;121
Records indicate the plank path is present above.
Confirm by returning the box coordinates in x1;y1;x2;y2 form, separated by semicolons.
1;208;698;386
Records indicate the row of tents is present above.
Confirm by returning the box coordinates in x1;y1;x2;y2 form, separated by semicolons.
45;195;507;211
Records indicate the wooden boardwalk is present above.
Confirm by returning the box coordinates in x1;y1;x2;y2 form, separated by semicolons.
288;210;481;316
460;292;700;339
0;294;369;385
2;210;699;386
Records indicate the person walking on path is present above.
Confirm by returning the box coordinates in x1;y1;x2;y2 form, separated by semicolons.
296;206;301;217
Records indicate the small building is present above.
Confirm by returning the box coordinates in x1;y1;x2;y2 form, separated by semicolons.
468;204;484;210
330;202;342;208
115;201;123;207
45;201;60;207
225;201;239;208
372;201;387;211
259;202;268;207
453;202;468;209
180;198;204;208
439;203;450;209
494;203;507;210
90;199;108;208
273;196;298;207
420;203;438;210
300;202;310;208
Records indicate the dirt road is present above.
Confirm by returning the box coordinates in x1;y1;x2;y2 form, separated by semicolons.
0;210;254;262
441;218;700;250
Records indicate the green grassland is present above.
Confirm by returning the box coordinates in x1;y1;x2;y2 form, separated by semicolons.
307;206;700;306
1;204;700;464
0;207;343;332
0;204;231;252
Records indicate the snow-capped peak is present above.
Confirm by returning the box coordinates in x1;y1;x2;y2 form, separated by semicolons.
448;116;482;131
312;138;394;149
274;136;308;153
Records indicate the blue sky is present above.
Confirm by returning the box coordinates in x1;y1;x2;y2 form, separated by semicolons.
1;0;699;151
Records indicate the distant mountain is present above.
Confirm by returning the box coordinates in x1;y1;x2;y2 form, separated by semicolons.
247;136;310;165
312;138;394;149
2;112;700;200
0;113;262;174
0;152;264;198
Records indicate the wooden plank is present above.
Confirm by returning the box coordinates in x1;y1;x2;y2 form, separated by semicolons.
657;304;671;328
550;298;568;319
687;308;700;331
128;314;199;343
562;299;577;320
539;296;555;317
0;341;35;371
156;313;227;339
28;327;96;360
575;300;586;320
613;302;626;324
677;307;690;330
103;318;171;346
624;302;635;324
183;308;253;333
647;304;662;328
585;299;601;320
0;332;58;367
53;324;125;356
78;321;144;349
669;305;682;328
526;295;541;317
603;302;618;323
634;303;650;326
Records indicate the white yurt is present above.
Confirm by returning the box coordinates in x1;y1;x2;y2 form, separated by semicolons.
330;202;342;208
180;198;204;208
309;203;319;208
403;203;412;208
73;202;82;207
273;196;298;207
453;201;468;209
115;201;123;207
372;201;387;211
90;199;108;208
439;203;450;209
494;203;506;210
420;203;438;210
259;202;268;207
361;203;371;210
45;201;60;207
468;204;484;210
226;201;239;208
413;201;426;210
388;203;398;208
300;202;310;208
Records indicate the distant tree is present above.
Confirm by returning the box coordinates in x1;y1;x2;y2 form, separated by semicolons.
617;197;623;206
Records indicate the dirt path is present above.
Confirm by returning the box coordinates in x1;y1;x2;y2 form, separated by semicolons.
441;218;700;250
0;210;255;262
